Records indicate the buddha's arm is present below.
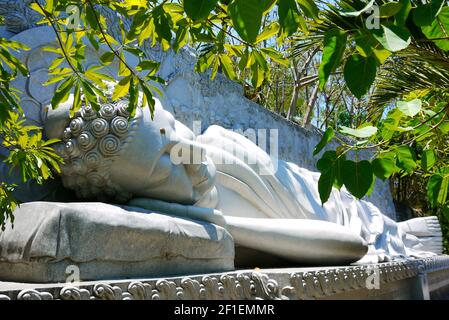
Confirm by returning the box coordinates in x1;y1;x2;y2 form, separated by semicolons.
128;198;227;227
128;197;368;264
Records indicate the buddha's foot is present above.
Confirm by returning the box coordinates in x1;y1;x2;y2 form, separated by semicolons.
399;216;443;255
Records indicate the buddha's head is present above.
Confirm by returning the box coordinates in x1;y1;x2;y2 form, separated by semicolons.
45;93;216;205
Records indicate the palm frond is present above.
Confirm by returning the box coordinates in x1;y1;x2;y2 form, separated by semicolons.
371;41;449;110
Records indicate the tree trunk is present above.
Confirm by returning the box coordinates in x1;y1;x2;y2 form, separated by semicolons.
286;60;299;120
287;48;319;120
302;82;320;128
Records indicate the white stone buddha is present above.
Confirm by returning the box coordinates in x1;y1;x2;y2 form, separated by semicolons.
0;7;444;284
44;89;443;266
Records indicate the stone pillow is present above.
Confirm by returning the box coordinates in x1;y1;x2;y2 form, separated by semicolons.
0;202;234;283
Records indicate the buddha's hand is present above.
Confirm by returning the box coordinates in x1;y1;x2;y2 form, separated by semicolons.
127;197;227;228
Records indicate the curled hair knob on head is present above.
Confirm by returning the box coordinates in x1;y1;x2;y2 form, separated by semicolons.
78;131;96;151
55;99;137;203
111;116;129;137
81;105;97;121
91;118;110;138
69;117;85;136
99;104;117;121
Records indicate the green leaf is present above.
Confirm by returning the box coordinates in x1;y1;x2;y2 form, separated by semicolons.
48;57;64;70
261;48;290;67
439;120;449;134
397;99;422;117
100;51;115;65
256;22;279;43
340;125;378;138
219;54;237;80
413;0;445;27
421;150;436;172
318;166;334;204
396;145;417;172
316;151;336;171
333;154;347;190
150;6;173;47
228;0;264;44
139;80;156;116
183;0;218;21
29;2;46;16
250;61;265;88
225;44;245;57
395;0;411;26
80;79;99;110
278;0;301;37
85;66;114;88
87;33;100;51
44;0;54;12
372;24;411;52
372;158;395;180
123;46;146;58
341;0;375;17
313;127;334;156
428;174;443;208
443;203;449;221
128;77;138;115
378;2;403;18
317;150;346;191
341;160;374;199
373;47;392;64
112;76;131;100
118;52;131;77
51;76;75;109
43;72;71;86
210;56;219;80
365;169;377;196
318;29;347;89
173;25;188;52
72;82;81;112
297;0;320;21
85;5;101;31
344;54;377;98
354;31;374;57
136;60;160;74
422;7;449;51
438;175;449;207
0;48;28;76
316;151;337;204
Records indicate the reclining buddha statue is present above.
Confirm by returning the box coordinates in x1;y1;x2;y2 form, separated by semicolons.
0;25;444;283
42;84;443;267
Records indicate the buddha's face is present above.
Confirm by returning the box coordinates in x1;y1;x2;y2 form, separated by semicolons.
109;100;216;205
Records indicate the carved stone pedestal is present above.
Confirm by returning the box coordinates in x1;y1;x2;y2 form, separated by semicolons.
1;256;449;300
0;202;234;283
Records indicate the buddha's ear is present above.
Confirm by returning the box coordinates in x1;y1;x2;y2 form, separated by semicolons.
43;94;74;139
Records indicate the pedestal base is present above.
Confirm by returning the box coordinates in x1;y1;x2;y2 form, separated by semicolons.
1;256;449;300
0;202;234;283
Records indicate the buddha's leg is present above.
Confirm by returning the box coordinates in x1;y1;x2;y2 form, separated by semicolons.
128;197;368;265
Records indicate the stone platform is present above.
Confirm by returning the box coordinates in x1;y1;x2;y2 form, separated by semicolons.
1;256;449;300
